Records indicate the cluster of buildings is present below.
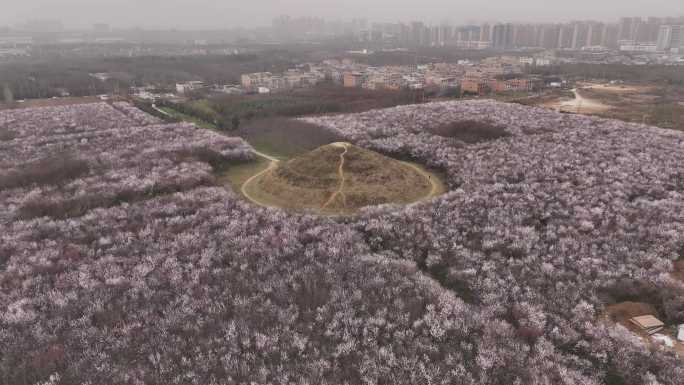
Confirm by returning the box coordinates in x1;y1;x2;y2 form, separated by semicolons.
240;67;328;93
359;17;684;54
241;56;548;96
341;63;461;91
338;56;550;95
459;56;545;95
0;36;32;58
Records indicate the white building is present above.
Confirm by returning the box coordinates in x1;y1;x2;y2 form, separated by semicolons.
619;43;658;53
90;73;112;82
519;57;535;66
176;81;205;94
656;25;683;52
678;324;684;342
212;85;244;95
241;72;273;89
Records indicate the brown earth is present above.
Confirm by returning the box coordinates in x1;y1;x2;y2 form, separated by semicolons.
602;301;659;332
602;301;684;359
672;260;684;282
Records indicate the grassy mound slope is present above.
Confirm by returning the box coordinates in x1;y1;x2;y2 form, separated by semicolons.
249;143;438;214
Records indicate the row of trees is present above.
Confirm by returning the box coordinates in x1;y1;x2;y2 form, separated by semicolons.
169;85;425;133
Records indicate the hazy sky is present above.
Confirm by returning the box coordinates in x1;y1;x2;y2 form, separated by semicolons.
1;0;683;29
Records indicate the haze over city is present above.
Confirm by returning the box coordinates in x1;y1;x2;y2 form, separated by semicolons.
1;0;683;29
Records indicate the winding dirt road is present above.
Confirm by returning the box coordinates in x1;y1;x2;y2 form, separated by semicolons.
556;88;611;114
240;150;281;208
401;161;444;201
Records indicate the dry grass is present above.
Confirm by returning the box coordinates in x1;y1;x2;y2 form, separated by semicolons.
217;156;271;193
535;82;684;131
603;301;659;328
576;82;652;94
673;260;684;283
244;144;442;214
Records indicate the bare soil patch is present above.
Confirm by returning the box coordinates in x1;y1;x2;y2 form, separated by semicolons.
577;82;653;94
603;301;684;359
602;301;659;332
673;260;684;282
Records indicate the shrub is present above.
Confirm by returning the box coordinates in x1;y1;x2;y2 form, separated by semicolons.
0;129;16;141
0;154;89;190
236;117;343;158
428;120;510;143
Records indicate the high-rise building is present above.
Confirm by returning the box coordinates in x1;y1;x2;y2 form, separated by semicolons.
638;17;663;42
585;22;605;47
618;17;641;42
479;24;491;43
570;22;589;49
410;21;427;46
491;23;514;49
602;24;620;48
657;25;684;51
537;24;560;49
438;25;454;46
513;24;537;48
557;24;574;49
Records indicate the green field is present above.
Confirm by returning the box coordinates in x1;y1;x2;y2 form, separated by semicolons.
217;156;271;194
159;106;217;130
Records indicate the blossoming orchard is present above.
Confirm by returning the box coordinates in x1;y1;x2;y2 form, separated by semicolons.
1;100;683;384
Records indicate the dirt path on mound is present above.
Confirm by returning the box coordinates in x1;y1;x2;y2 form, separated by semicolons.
322;142;350;210
401;161;445;201
240;144;444;212
241;150;281;207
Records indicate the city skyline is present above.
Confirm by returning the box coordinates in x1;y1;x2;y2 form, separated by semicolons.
1;0;683;30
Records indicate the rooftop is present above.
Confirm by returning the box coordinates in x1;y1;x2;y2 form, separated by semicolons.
630;315;665;331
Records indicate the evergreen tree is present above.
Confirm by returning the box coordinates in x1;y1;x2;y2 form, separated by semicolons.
3;84;13;103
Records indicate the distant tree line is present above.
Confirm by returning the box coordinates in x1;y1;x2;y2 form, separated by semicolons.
0;52;300;100
159;85;423;133
532;64;684;85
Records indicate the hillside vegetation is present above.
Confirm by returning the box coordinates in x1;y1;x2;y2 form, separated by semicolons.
244;143;440;214
1;101;683;384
